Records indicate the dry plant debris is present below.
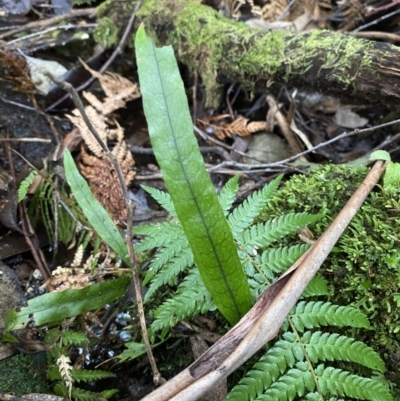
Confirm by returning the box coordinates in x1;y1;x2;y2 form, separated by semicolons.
197;115;267;139
66;61;141;224
41;246;117;292
226;0;367;31
0;49;34;93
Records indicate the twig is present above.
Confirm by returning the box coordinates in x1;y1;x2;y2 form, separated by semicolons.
206;116;400;172
0;7;96;40
353;7;400;32
140;160;388;401
266;94;303;155
0;137;51;142
5;24;97;48
45;0;143;112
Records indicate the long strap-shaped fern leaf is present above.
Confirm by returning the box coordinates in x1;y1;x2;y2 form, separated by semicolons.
135;26;252;324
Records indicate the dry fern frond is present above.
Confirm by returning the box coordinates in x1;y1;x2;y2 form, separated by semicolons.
337;0;366;31
71;245;84;268
57;354;73;400
78;146;135;224
0;49;34;92
65;62;138;224
80;58;141;115
197;116;267;139
261;0;289;21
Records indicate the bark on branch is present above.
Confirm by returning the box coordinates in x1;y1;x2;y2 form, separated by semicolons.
96;0;400;109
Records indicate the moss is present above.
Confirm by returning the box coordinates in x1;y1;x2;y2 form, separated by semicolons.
0;352;50;396
93;0;394;107
93;17;120;48
263;164;400;383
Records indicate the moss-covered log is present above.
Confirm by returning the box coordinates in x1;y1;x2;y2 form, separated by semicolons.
95;0;400;109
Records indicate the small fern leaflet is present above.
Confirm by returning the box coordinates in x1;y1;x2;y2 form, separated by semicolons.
290;301;370;332
141;184;177;218
218;175;239;216
228;175;282;235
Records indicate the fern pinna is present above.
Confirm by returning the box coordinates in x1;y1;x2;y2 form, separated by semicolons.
133;175;392;401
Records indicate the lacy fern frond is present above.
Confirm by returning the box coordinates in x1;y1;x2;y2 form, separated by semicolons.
225;332;300;401
142;234;188;287
61;331;88;347
133;221;183;252
315;365;392;401
302;331;384;371
71;369;115;383
290;301;370;332
145;246;194;299
218;175;239;216
141;184;177;218
18;169;38;202
228;175;282;235
226;331;391;401
239;213;322;249
257;244;311;278
302;276;329;297
150;270;215;333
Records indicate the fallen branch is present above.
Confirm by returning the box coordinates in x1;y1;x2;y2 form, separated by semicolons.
98;0;400;109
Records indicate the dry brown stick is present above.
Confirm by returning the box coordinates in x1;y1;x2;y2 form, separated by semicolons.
47;76;163;384
266;94;303;156
141;160;387;401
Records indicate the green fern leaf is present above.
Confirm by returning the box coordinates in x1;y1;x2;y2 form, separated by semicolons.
302;331;384;371
316;365;393;401
71;369;115;383
145;246;194;300
258;244;310;278
218;175;239;216
142;234;189;286
290;301;370;332
228;175;283;235
141;184;177;218
150;270;215;333
302;276;329;298
240;213;322;249
61;331;88;347
258;362;314;401
134;221;183;252
101;389;119;399
225;332;298;401
70;386;107;401
18;169;38;202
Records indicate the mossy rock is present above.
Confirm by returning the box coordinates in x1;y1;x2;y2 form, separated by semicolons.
263;164;400;384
